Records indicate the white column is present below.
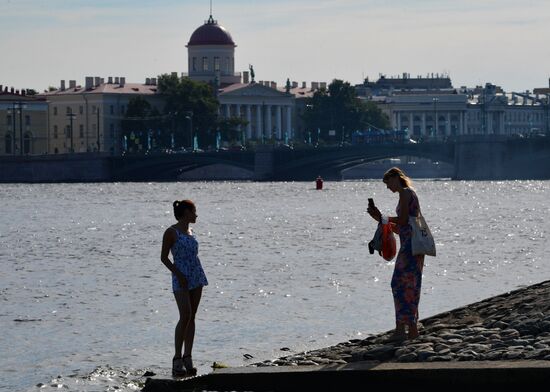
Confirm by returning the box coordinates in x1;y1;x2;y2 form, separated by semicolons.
256;104;262;139
246;105;252;139
225;104;231;118
265;105;272;139
285;106;292;139
236;104;242;138
397;112;401;131
422;113;426;136
276;106;282;139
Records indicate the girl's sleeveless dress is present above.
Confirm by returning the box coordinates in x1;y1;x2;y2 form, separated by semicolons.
171;228;208;291
392;188;425;325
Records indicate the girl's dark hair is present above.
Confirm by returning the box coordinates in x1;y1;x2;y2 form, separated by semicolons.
173;199;195;220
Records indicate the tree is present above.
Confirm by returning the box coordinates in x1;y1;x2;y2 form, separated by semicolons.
217;116;249;144
157;73;219;149
121;96;162;152
302;79;390;142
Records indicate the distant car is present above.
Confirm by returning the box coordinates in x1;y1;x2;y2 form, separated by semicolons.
229;145;246;151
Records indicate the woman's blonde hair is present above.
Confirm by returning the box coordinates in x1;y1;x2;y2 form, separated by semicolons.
383;167;413;189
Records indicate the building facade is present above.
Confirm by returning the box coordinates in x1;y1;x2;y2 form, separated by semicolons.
186;14;301;142
39;77;164;154
357;76;550;138
0;87;48;156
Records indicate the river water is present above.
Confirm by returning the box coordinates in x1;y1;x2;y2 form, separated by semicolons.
1;180;549;391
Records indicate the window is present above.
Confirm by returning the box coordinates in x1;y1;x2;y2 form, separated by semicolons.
66;107;72;115
110;123;115;139
110;105;114;115
79;106;84;115
53;125;58;139
92;106;97;114
6;115;11;126
53;107;58;116
214;57;220;72
79;124;84;138
192;57;197;71
202;57;208;71
25;115;31;126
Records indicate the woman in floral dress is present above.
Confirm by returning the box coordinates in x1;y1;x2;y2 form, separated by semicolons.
368;167;424;341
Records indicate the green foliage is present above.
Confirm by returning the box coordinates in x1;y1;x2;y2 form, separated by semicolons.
302;79;390;142
217;116;249;143
157;73;219;148
121;96;164;152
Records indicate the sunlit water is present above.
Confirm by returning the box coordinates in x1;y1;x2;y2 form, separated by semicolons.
1;180;548;391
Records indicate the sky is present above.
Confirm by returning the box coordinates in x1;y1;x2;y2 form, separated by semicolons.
1;0;549;93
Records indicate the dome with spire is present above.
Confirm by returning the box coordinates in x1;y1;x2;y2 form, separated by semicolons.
187;15;236;47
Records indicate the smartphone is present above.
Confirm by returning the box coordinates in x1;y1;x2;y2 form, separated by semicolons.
368;198;374;208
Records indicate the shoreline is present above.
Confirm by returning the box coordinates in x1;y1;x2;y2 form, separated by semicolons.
143;280;550;390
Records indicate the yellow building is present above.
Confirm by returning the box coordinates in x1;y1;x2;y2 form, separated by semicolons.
39;77;163;154
0;87;49;155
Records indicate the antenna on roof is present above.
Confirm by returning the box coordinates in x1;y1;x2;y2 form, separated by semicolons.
210;0;213;18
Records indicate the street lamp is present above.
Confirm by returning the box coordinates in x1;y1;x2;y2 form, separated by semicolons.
66;108;77;153
433;97;439;139
7;101;26;155
184;111;193;150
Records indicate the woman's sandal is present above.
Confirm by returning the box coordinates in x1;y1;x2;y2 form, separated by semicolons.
172;357;187;377
182;354;197;376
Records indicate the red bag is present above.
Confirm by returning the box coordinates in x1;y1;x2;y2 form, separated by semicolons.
381;223;397;261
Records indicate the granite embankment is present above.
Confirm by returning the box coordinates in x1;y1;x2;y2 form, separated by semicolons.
253;280;550;366
143;280;550;391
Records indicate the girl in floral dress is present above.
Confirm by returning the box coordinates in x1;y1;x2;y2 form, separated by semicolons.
161;199;208;376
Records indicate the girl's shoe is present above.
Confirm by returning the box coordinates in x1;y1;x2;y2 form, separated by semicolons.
172;357;187;377
182;355;197;376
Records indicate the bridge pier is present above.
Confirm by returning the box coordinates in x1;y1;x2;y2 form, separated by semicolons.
454;136;507;180
254;145;275;180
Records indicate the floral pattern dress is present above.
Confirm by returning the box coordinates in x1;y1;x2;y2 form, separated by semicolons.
171;228;208;291
392;188;424;325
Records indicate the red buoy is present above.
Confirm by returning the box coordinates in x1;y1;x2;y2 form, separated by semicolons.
315;176;323;190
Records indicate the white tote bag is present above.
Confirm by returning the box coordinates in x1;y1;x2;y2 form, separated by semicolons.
409;214;436;257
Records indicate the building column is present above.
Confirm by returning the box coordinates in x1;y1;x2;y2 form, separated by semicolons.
396;111;401;131
487;112;493;134
463;111;469;134
409;112;414;133
265;105;272;139
285;106;292;139
256;104;263;139
500;112;505;134
246;105;252;139
422;113;426;136
276;105;282;139
446;112;451;136
459;111;464;135
225;104;231;119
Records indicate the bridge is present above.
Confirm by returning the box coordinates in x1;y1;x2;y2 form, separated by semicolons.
1;135;549;182
108;135;550;181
